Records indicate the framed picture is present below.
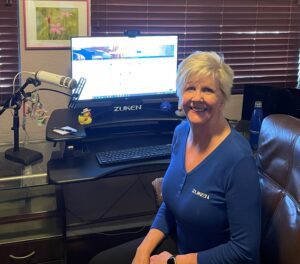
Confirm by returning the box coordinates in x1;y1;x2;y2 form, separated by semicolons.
23;0;90;49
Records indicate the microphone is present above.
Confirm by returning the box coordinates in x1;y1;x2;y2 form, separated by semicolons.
34;71;77;89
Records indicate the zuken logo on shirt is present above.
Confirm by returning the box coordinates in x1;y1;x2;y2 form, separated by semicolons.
192;188;210;199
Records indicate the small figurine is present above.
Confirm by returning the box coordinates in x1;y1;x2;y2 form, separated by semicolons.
78;108;92;125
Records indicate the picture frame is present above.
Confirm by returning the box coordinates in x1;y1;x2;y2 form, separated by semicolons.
23;0;90;49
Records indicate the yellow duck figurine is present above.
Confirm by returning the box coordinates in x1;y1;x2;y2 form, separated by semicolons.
78;108;92;125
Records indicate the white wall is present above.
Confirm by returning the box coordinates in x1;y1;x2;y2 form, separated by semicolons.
224;94;243;121
0;1;243;144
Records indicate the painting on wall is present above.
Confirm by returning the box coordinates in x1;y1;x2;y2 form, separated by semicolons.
23;0;90;49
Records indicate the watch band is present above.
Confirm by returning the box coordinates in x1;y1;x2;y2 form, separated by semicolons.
167;255;176;264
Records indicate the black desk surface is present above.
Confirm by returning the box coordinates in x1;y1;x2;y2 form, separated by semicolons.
47;133;172;185
48;151;170;185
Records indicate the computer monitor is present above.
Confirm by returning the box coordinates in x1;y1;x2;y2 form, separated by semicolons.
242;84;300;120
71;35;178;109
241;84;276;120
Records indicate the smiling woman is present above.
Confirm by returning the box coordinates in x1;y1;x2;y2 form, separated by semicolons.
177;52;234;106
89;52;261;264
176;51;234;172
181;76;225;131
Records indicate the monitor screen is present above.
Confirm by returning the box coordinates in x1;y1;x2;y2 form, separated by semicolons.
241;84;300;120
241;84;276;120
71;35;178;107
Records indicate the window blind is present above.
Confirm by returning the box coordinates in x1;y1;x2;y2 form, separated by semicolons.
91;0;300;92
0;1;19;106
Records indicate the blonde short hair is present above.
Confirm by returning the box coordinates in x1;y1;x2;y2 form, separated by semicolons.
176;51;234;107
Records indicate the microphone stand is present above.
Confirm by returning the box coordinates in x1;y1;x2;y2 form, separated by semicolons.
0;77;43;165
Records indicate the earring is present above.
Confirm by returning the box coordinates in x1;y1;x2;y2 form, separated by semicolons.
175;97;185;117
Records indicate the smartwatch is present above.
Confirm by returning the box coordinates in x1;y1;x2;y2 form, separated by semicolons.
167;255;176;264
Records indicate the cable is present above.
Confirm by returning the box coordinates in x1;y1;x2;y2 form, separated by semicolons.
12;71;22;94
65;177;139;224
30;88;71;97
12;71;35;94
64;175;152;226
5;71;37;110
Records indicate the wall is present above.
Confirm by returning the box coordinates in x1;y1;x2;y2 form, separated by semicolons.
0;0;243;144
0;1;70;144
224;94;243;121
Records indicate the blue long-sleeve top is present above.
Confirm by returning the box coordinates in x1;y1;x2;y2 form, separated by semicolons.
151;120;261;264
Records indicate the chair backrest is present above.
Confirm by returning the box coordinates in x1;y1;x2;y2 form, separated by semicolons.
257;114;300;264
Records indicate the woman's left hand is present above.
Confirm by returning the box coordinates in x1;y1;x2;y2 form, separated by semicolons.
150;251;173;264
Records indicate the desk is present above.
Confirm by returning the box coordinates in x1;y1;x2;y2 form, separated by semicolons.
47;135;172;263
0;142;64;264
0;140;169;263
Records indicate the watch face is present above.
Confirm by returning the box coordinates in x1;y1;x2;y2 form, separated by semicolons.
167;256;176;264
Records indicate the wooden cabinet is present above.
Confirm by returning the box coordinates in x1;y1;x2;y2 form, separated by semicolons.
0;185;65;264
0;236;64;263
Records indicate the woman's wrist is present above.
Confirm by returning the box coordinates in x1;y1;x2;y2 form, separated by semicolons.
136;244;151;256
136;228;164;256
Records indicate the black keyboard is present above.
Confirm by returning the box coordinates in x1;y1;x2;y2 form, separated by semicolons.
96;144;172;166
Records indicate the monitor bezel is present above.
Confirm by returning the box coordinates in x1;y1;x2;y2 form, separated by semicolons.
70;34;179;108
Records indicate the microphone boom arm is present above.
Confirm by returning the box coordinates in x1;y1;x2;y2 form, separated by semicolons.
0;77;41;116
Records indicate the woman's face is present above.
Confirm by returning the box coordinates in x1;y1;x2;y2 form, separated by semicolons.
182;75;225;127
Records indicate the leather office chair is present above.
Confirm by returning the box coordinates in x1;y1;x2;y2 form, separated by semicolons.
152;114;300;264
257;114;300;264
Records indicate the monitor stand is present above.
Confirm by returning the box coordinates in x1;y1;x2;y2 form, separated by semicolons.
46;102;183;143
46;106;183;159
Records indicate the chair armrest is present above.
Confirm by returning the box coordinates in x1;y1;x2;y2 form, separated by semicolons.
152;177;163;207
